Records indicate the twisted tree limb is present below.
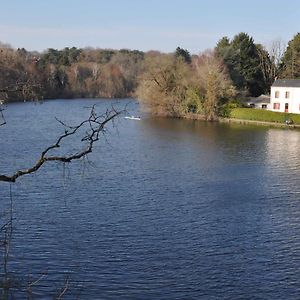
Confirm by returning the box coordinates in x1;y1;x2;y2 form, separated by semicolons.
0;107;5;126
0;105;123;183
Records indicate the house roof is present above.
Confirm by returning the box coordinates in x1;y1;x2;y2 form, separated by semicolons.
247;94;270;104
272;79;300;88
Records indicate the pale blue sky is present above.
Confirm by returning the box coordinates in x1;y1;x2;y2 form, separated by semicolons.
0;0;299;53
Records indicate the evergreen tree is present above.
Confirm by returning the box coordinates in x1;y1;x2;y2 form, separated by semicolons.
216;33;266;96
175;47;192;64
280;33;300;78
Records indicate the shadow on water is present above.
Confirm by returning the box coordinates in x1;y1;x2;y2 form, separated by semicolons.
141;116;270;163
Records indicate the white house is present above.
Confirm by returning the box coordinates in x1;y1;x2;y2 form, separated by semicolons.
270;79;300;114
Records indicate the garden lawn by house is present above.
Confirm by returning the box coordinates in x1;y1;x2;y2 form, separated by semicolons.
229;108;300;125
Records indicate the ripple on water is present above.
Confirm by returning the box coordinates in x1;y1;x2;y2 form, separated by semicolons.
1;100;300;299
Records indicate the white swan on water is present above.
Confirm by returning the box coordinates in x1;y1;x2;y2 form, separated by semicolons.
124;116;141;121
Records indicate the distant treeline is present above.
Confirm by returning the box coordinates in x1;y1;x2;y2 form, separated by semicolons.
0;32;300;119
0;45;144;100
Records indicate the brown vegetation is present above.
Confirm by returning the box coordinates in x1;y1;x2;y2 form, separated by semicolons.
136;50;235;120
1;32;300;121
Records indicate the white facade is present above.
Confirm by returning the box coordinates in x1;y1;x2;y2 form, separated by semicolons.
270;83;300;114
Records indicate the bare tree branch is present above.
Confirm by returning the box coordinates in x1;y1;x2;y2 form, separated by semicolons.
27;272;48;289
0;106;6;126
57;277;70;300
0;105;124;183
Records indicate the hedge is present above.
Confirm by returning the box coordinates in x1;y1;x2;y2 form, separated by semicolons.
229;108;300;125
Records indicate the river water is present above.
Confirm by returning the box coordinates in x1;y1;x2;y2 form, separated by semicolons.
0;99;300;299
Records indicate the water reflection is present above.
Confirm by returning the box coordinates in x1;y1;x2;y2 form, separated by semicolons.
266;128;300;170
142;117;269;165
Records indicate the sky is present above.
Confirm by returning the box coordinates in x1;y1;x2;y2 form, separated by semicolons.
0;0;299;54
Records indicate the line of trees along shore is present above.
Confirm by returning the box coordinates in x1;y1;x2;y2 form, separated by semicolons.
1;32;300;119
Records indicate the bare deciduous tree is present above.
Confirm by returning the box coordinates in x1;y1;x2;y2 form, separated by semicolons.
136;54;192;117
256;40;286;91
194;50;236;120
0;81;40;126
269;39;286;70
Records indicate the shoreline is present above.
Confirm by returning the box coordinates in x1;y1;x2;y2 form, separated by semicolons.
1;97;134;104
219;117;300;129
4;98;300;129
180;112;300;129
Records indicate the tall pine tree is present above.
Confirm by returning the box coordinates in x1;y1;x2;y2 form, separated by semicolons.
216;33;266;96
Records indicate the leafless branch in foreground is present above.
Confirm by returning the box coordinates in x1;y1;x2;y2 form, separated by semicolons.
57;277;70;300
0;106;5;126
26;271;48;297
0;105;124;183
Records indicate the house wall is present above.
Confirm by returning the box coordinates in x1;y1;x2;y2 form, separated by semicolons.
253;103;270;110
270;86;300;114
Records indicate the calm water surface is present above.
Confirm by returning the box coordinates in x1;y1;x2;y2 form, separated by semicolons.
0;99;300;299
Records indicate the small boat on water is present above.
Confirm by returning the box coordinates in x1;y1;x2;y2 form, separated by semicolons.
124;116;141;121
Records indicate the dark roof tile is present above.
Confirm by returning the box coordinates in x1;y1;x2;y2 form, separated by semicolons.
272;79;300;87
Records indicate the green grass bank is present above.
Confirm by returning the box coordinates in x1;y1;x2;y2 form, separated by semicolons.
229;108;300;125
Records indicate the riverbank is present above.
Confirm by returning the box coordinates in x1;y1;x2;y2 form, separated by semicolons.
229;108;300;125
173;111;300;129
220;117;300;129
5;98;300;129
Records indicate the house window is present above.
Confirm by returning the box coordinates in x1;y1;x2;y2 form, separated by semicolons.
273;103;280;110
275;91;280;98
262;104;267;109
285;91;290;98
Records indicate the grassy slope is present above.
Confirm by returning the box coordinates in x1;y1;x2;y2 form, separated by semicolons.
229;108;300;125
